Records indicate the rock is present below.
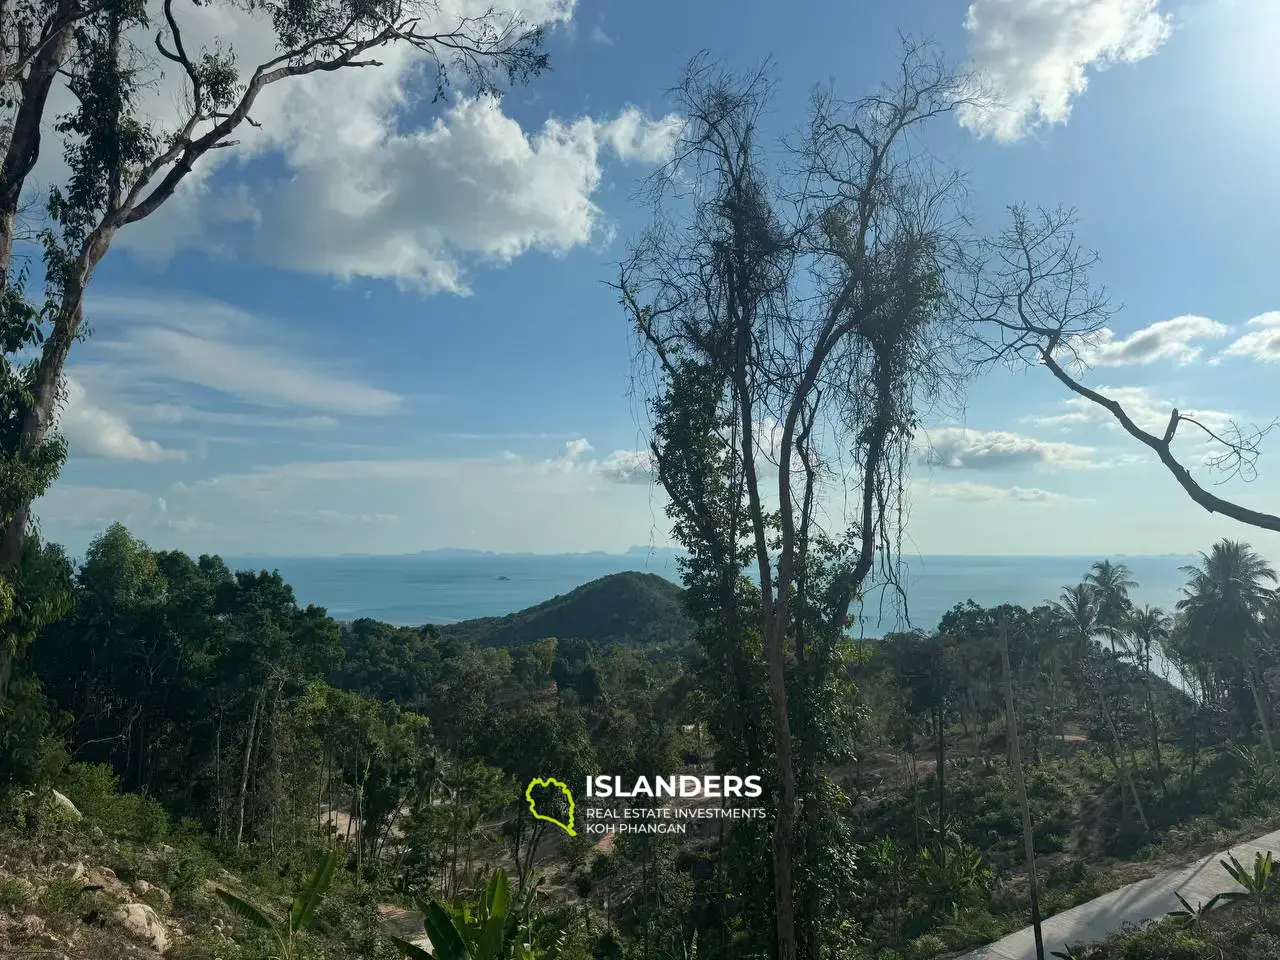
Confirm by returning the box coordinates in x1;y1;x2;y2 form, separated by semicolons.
50;790;82;821
55;861;86;882
133;879;172;907
86;866;130;901
113;902;169;955
157;843;177;857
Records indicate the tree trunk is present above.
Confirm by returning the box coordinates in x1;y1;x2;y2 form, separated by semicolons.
1099;689;1148;833
1001;616;1045;960
1245;648;1275;761
0;3;76;285
935;707;946;864
1142;666;1165;796
235;688;264;850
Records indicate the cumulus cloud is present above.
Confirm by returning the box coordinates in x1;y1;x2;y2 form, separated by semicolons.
920;427;1099;470
920;482;1081;504
1221;312;1280;363
58;378;183;462
515;441;657;484
254;96;684;293
959;0;1173;141
1083;315;1229;366
595;450;658;485
24;0;677;292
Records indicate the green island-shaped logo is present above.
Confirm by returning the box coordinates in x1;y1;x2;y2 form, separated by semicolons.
525;777;576;836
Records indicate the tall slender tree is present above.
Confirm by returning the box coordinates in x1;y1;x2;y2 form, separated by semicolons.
622;44;979;960
1177;540;1278;760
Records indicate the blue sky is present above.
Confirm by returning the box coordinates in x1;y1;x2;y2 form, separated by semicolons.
29;0;1280;560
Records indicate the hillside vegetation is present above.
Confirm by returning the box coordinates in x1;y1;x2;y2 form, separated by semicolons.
4;520;1280;959
437;571;693;648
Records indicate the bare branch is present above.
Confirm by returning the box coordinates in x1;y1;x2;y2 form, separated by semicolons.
963;204;1280;534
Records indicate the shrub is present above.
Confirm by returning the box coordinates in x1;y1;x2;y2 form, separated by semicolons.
56;763;170;842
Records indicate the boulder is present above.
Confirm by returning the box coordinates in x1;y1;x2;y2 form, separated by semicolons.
54;862;86;882
50;790;81;821
133;879;172;907
113;902;169;955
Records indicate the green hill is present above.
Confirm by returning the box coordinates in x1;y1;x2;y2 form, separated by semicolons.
437;571;694;647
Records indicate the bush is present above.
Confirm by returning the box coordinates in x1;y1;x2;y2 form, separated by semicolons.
56;762;170;841
166;847;218;910
0;875;37;910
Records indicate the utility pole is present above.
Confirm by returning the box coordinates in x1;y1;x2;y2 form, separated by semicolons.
1000;612;1045;960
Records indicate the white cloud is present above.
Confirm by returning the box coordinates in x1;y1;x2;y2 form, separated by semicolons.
24;0;675;293
36;444;666;555
1028;385;1234;438
959;0;1173;141
595;108;685;163
1082;315;1229;366
565;438;593;458
595;450;658;485
144;404;339;430
920;481;1081;504
83;293;402;416
920;427;1100;470
57;378;183;462
253;96;684;293
1221;312;1280;363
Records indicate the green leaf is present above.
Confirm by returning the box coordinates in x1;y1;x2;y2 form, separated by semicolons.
388;935;438;959
476;870;510;960
290;850;338;934
214;887;289;957
422;902;471;960
215;887;277;932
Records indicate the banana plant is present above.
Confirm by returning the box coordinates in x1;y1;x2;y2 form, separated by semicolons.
1218;850;1278;922
1164;890;1228;930
390;868;535;960
214;849;338;960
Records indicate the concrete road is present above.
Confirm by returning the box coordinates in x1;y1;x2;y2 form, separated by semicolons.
959;827;1280;959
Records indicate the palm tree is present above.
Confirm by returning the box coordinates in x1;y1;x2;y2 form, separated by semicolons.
1051;584;1149;832
1129;605;1171;791
1085;560;1138;654
1177;540;1278;760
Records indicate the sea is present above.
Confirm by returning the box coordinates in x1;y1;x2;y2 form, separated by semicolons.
224;551;1198;637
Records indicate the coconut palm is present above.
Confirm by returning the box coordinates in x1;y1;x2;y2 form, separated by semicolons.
1085;560;1138;654
1050;583;1149;832
1129;605;1171;790
1177;540;1278;760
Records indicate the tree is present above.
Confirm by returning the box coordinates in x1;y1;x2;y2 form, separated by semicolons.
0;0;553;699
621;44;978;960
1177;540;1278;760
963;204;1280;535
1128;605;1171;792
1084;560;1136;655
1050;583;1148;832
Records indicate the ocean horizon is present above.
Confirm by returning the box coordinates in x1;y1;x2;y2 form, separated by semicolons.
225;549;1200;636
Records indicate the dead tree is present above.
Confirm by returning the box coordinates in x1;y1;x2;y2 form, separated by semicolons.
961;204;1280;534
620;43;980;960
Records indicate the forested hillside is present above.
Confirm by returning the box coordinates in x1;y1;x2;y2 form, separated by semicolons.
4;520;1280;959
436;572;693;649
